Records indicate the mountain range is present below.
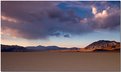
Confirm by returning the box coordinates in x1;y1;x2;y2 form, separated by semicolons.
1;40;120;52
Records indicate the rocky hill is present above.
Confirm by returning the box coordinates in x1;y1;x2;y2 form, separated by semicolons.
84;40;120;52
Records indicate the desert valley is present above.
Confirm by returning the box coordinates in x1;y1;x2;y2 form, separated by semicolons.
1;1;120;72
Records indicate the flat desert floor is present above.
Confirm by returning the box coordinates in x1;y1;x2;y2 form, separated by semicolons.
1;52;120;72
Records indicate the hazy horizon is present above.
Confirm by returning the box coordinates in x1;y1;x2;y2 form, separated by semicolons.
1;1;120;48
1;39;120;48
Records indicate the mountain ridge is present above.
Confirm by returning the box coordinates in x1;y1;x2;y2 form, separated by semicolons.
1;40;120;52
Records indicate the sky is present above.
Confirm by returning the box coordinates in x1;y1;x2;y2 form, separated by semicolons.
1;1;120;48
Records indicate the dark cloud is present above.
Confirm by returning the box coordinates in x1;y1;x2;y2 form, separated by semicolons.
64;34;70;38
1;1;120;39
100;11;120;30
89;7;120;31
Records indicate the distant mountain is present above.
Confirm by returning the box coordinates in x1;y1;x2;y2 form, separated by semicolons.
84;40;120;52
26;46;68;51
26;46;80;52
1;44;80;52
1;45;28;52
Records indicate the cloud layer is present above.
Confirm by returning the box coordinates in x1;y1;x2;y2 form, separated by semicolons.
1;1;120;39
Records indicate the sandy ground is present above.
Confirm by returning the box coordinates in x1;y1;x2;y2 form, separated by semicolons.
1;52;120;72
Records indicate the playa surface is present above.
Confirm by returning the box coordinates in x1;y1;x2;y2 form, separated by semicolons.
1;52;120;72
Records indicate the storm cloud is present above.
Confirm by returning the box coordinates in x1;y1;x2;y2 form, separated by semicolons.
1;1;120;39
